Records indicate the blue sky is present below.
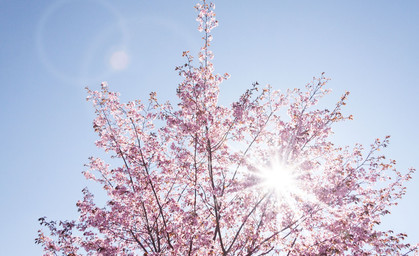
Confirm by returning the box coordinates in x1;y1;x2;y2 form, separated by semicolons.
0;0;418;254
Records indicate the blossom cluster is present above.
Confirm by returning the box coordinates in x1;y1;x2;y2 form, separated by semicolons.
37;1;417;255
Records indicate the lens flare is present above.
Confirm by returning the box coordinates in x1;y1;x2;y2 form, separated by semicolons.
109;50;129;70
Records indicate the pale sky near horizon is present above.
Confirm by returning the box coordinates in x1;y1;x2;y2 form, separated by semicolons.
1;0;418;254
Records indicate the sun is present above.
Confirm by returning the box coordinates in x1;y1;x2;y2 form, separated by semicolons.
258;157;298;198
253;154;320;213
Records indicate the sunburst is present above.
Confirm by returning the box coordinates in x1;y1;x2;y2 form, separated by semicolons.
252;154;317;211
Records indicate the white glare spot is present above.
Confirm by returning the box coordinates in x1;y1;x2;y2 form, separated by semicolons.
259;158;297;197
256;155;319;209
109;51;129;70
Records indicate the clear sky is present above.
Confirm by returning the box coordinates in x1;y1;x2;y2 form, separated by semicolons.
1;0;418;254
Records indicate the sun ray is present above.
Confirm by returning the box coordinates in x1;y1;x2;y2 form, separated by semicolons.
248;152;320;215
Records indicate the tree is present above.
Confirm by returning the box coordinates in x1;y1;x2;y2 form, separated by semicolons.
36;1;417;255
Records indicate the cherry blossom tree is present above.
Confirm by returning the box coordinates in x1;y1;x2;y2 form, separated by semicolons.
36;1;417;255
